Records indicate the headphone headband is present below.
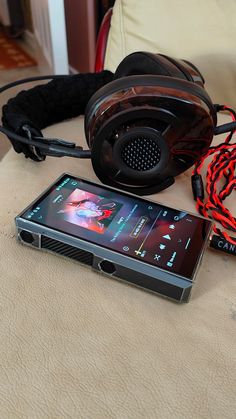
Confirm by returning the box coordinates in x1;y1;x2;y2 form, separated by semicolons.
1;71;113;160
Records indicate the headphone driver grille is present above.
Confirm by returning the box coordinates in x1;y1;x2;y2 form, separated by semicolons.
121;137;161;171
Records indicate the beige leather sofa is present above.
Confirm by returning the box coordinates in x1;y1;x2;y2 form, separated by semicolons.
0;1;236;417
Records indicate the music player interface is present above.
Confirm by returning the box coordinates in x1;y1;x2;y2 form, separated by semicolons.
23;175;211;279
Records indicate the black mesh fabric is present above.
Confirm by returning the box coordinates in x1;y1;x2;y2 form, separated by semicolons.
2;70;113;159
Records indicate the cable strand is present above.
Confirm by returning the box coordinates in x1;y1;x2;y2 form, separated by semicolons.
192;105;236;247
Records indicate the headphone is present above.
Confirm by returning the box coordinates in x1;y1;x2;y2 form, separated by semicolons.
1;51;235;195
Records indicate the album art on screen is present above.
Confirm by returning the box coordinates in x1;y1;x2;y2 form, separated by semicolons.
57;188;123;233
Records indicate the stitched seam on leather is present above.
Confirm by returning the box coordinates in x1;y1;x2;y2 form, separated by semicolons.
119;0;126;57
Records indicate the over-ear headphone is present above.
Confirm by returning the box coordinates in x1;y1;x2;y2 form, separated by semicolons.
85;52;216;194
1;51;234;195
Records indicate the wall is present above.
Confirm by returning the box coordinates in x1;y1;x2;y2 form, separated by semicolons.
22;0;33;32
0;0;10;25
30;0;52;67
64;0;97;73
30;0;68;74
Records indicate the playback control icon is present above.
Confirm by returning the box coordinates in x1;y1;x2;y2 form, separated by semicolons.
167;252;177;268
135;249;146;258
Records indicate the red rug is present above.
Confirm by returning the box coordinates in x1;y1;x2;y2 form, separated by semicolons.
0;29;37;70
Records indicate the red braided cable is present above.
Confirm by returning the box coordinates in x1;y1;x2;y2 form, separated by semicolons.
193;106;236;245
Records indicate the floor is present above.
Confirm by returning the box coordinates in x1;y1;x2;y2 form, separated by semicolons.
0;33;52;160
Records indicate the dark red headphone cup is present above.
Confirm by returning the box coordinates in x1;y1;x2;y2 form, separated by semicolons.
85;52;216;194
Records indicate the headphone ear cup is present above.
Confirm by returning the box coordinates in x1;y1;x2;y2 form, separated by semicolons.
85;73;216;195
114;51;192;82
114;51;172;79
85;52;204;146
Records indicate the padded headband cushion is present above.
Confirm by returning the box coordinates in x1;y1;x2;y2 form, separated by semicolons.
114;52;189;81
